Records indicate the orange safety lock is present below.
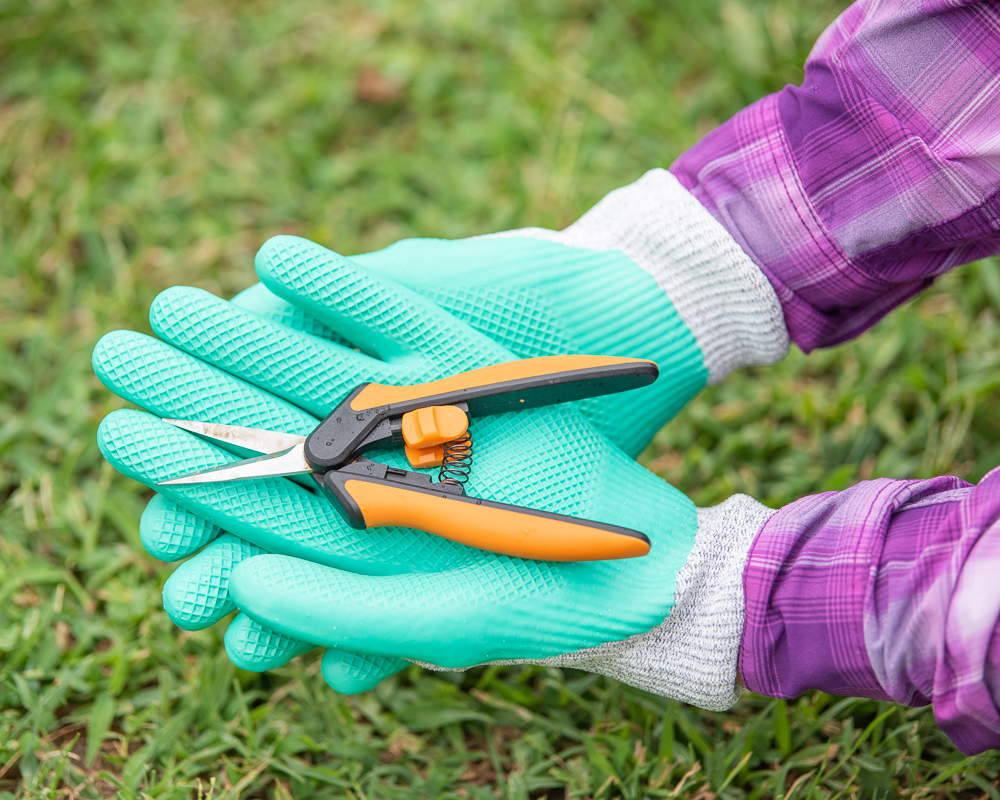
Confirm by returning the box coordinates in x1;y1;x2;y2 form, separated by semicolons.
400;405;469;449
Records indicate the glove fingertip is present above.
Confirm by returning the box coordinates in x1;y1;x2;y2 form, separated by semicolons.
91;330;122;379
92;330;152;388
224;613;313;672
320;649;408;694
148;285;212;339
96;408;153;467
253;236;366;320
140;495;221;562
254;235;324;286
161;534;262;630
162;567;235;631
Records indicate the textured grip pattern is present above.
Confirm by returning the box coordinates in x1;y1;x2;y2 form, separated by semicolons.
151;287;406;417
230;283;347;345
256;236;512;375
321;650;408;693
224;613;314;671
138;494;315;664
94;330;316;435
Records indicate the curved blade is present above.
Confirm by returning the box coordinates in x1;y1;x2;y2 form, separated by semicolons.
158;443;312;485
163;419;306;455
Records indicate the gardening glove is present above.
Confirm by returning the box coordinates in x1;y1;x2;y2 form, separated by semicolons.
94;235;771;710
232;168;789;457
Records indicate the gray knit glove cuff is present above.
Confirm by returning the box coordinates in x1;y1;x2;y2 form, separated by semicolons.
525;495;774;710
420;495;774;710
486;168;789;383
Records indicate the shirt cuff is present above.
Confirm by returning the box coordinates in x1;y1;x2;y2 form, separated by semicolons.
739;470;1000;756
669;92;939;353
738;479;906;700
738;475;969;700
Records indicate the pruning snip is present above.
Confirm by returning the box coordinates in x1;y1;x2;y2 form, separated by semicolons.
159;355;658;562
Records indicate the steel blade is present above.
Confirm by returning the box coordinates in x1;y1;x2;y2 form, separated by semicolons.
163;418;306;454
158;443;312;485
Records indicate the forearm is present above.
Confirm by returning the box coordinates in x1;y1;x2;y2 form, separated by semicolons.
740;468;1000;754
671;0;1000;351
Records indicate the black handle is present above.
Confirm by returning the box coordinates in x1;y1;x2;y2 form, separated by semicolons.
305;355;658;470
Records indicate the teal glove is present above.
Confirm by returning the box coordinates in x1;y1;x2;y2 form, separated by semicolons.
95;235;706;695
231;169;788;457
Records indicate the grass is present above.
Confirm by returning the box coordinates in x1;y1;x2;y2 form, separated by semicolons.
2;0;1000;796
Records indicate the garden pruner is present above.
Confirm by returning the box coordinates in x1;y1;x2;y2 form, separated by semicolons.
158;355;658;562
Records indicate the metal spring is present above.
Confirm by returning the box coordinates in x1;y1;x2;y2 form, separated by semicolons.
438;433;473;487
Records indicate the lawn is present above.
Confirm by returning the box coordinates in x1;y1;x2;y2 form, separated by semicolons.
2;0;1000;796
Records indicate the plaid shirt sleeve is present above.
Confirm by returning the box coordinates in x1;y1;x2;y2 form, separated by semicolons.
739;467;1000;755
670;0;1000;351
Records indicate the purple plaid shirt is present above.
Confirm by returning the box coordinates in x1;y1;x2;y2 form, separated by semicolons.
668;0;1000;753
740;472;1000;754
671;0;1000;351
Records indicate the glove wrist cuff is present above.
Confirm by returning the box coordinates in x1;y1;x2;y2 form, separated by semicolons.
571;170;789;383
669;495;776;708
527;494;773;710
496;170;790;383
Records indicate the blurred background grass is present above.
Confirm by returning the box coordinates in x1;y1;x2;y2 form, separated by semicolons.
2;0;1000;796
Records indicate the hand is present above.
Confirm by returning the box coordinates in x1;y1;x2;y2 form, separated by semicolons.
94;235;747;705
230;169;788;457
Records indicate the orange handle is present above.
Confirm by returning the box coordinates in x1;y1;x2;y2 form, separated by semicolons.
343;479;651;562
349;355;657;412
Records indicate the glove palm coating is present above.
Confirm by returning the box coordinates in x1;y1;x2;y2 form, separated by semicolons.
94;236;699;691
